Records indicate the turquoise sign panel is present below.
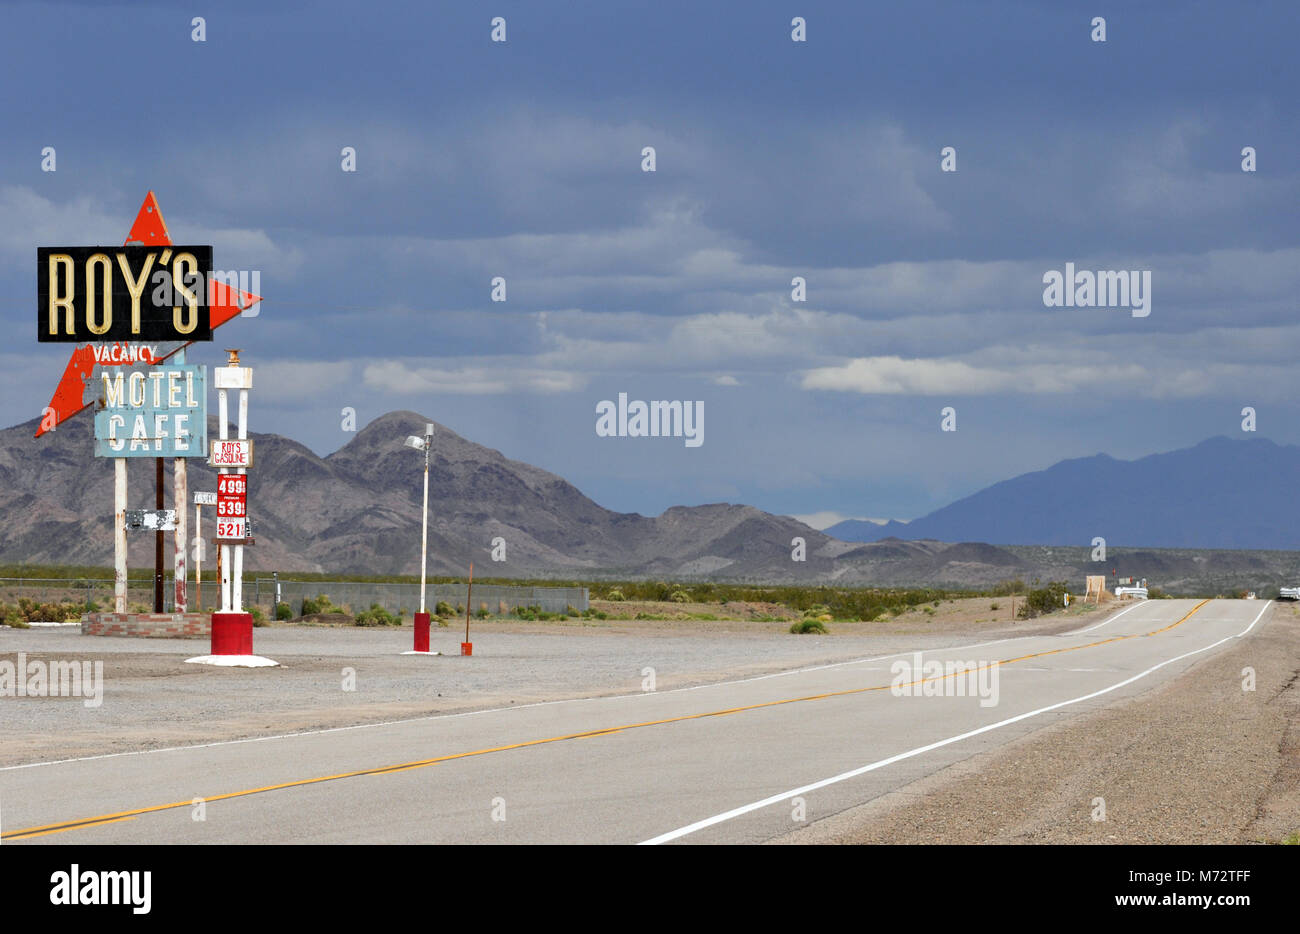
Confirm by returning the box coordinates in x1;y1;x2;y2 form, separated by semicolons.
93;364;207;457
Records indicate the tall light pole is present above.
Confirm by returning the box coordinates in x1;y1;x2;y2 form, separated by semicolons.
404;423;435;653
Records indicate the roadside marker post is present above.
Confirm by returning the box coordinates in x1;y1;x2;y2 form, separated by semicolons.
462;561;474;656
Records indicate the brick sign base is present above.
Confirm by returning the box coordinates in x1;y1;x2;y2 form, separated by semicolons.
82;612;209;639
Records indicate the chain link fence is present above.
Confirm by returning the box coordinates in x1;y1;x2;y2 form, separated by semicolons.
250;582;587;619
250;579;588;617
1;578;587;617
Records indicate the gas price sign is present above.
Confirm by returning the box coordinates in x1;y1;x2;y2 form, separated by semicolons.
215;473;248;540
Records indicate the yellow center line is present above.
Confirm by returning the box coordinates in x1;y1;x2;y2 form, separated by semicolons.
2;599;1210;841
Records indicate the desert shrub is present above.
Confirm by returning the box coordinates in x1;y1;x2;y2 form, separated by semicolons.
274;602;293;621
475;605;490;618
434;600;455;617
606;588;626;602
355;603;401;627
669;590;690;603
455;603;464;615
301;593;338;616
250;606;268;627
989;602;1000;611
922;606;936;616
1;598;90;624
0;605;29;628
789;619;828;634
565;604;579;617
1018;581;1070;619
498;600;509;615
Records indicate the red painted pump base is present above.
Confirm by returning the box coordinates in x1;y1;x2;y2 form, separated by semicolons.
461;642;473;656
211;612;254;655
414;612;431;653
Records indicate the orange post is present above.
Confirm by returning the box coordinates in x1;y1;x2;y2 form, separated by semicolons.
462;561;473;655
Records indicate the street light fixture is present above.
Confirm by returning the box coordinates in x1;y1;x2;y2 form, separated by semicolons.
407;423;435;653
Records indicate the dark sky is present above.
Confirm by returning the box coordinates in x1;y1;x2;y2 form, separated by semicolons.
2;0;1296;527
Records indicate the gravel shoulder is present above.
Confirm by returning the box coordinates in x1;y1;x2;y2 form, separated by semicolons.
774;602;1300;845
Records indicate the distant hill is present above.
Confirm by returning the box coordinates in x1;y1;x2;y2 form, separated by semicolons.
0;410;834;580
4;415;1297;592
826;437;1300;550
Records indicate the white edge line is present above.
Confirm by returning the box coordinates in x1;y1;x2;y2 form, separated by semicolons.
0;599;1163;774
1073;598;1146;632
638;600;1272;845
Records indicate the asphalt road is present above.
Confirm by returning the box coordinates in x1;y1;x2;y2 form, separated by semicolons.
0;598;1272;844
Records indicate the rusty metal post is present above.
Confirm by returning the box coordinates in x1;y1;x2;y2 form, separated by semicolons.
172;348;188;613
114;458;127;613
174;456;187;612
465;561;473;643
154;457;164;612
216;534;222;611
194;503;202;611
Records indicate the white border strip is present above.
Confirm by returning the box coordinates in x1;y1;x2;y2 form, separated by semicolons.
638;600;1271;845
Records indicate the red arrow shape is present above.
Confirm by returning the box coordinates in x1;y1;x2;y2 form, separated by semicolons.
35;191;261;437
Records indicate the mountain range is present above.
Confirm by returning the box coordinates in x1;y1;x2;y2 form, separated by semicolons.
827;436;1300;550
1;413;1297;592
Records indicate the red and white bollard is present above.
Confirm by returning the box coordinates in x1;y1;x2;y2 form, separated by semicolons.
414;611;431;653
211;611;254;655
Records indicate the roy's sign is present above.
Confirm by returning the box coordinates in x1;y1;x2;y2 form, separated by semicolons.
38;245;214;342
93;363;207;457
209;438;253;468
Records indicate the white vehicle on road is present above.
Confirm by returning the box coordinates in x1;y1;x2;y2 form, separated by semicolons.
1114;586;1148;600
1114;577;1149;600
1279;586;1300;600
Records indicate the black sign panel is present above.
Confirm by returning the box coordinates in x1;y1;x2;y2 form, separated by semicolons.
38;245;214;342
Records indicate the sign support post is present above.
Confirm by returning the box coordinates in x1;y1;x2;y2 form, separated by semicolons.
218;378;230;612
154;457;164;612
173;348;188;613
191;350;274;666
114;458;127;613
194;502;202;610
232;373;248;612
